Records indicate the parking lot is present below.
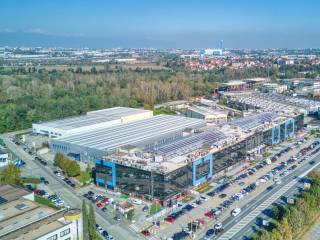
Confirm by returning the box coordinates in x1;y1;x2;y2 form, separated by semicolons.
146;135;319;239
4;129;319;240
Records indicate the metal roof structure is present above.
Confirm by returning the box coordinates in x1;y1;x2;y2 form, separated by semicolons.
35;114;118;130
229;112;279;131
155;130;227;157
87;106;151;117
34;107;152;131
54;115;206;153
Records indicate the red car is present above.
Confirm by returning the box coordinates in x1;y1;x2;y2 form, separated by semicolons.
164;217;175;223
204;211;213;218
33;189;41;195
141;230;151;236
96;202;104;208
197;218;205;225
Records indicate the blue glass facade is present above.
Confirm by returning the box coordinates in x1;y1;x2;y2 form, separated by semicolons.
284;118;295;140
192;154;214;185
271;125;281;145
95;160;116;188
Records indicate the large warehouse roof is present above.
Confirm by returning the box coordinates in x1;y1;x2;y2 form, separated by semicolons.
33;107;153;132
87;106;151;117
35;114;118;131
54;115;206;152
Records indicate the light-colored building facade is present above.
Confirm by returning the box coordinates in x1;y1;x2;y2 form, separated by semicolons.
186;106;228;124
0;185;83;240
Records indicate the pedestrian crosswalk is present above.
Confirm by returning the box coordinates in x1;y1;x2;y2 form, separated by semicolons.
129;224;140;232
218;179;298;240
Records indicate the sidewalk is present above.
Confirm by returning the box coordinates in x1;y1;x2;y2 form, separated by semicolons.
301;216;320;240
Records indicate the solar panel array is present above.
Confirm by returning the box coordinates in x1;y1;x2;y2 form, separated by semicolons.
230;112;279;130
156;130;227;157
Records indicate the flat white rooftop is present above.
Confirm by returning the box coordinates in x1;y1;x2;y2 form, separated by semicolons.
34;114;118;131
33;107;153;134
87;106;151;117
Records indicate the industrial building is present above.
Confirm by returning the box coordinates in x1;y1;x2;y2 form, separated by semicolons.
260;83;288;93
186;106;228;124
32;107;153;138
0;185;83;240
224;91;320;115
51;115;206;162
44;103;304;205
218;78;269;92
94;111;303;205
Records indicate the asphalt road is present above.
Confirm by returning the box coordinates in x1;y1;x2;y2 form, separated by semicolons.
1;133;140;240
216;150;320;240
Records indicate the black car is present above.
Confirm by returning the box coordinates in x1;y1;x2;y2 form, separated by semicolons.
102;230;108;237
207;191;216;197
266;186;273;191
88;191;94;196
219;193;227;198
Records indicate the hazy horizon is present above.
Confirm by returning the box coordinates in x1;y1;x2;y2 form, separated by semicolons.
1;0;320;49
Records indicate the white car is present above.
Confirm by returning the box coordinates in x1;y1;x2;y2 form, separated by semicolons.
214;222;223;230
231;208;241;216
131;199;142;205
200;195;208;202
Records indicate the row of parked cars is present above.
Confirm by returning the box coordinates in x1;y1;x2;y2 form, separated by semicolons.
202;138;315;230
96;223;113;240
34;156;48;166
83;191;120;217
53;170;76;188
164;138;317;240
34;189;66;207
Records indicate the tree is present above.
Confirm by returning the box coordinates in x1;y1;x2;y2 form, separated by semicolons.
270;229;283;240
54;153;80;177
278;218;292;240
308;171;320;185
82;200;89;240
126;209;134;221
66;161;80;177
0;163;21;185
88;204;98;239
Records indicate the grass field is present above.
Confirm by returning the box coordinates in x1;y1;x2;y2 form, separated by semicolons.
35;195;61;210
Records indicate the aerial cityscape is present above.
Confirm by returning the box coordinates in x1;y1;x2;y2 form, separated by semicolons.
1;1;320;240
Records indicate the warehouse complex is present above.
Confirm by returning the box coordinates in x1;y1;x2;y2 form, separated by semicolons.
92;110;303;204
51;115;206;161
44;100;307;204
32;107;153;138
224;92;320;115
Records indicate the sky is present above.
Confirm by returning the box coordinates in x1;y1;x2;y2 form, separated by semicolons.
0;0;320;49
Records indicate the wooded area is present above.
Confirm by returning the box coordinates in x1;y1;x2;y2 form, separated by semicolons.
0;64;279;133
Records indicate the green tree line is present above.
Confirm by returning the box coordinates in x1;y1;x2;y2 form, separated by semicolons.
54;153;80;177
0;64;291;133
